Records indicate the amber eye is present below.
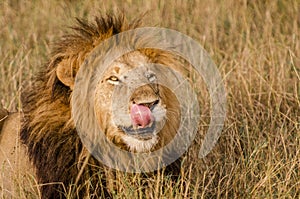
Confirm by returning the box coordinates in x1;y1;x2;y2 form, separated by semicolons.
109;76;118;81
107;76;120;85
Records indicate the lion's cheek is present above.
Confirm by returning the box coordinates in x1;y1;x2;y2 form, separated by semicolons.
94;90;112;129
105;126;128;149
94;107;126;149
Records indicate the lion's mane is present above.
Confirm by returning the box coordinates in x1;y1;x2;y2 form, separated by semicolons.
21;14;141;198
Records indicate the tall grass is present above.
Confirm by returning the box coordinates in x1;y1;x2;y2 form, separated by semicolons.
0;0;299;198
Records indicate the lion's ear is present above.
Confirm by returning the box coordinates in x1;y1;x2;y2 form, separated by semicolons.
56;59;75;90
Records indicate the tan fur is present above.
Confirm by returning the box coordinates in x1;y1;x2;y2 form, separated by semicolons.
0;13;192;198
0;112;38;197
0;108;8;131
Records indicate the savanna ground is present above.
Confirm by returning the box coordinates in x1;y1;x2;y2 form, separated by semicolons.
0;0;299;198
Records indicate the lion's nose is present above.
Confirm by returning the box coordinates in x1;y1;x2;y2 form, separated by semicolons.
132;99;159;108
139;100;159;110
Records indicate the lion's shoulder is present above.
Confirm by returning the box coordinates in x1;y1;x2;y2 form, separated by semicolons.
0;111;37;197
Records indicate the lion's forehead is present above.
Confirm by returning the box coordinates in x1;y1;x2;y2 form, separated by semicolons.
105;52;149;75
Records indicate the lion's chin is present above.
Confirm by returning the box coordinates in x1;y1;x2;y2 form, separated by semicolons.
120;121;157;139
121;134;158;153
117;121;160;152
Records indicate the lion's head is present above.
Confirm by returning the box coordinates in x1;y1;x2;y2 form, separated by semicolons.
53;30;185;153
53;21;187;154
58;49;183;153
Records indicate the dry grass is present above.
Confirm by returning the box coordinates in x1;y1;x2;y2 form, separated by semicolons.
0;0;299;198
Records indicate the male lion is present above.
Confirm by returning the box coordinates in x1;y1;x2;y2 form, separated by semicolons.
0;13;200;198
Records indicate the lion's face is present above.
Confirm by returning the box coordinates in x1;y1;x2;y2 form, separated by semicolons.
93;52;181;153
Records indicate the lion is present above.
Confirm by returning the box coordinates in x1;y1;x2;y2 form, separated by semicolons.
0;13;199;198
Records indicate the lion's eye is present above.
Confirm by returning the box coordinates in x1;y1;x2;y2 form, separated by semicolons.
107;76;120;85
109;76;118;81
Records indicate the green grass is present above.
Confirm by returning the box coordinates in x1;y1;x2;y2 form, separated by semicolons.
0;0;299;198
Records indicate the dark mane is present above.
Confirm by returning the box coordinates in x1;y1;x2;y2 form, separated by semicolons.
20;13;141;198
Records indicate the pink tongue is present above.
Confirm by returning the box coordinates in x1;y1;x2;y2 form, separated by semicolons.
130;104;152;128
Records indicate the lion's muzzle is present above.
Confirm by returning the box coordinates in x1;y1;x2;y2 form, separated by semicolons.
119;99;164;140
